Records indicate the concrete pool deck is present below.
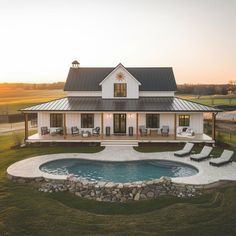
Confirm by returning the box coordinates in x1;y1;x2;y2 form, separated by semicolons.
7;146;236;185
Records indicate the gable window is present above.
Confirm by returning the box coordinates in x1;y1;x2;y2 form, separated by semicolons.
114;83;127;97
81;114;94;128
50;114;63;127
179;115;190;126
146;114;160;128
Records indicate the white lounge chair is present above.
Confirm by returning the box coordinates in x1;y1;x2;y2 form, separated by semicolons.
209;150;234;167
174;143;194;157
190;146;213;162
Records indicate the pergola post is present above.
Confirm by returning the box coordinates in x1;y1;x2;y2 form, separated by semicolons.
136;113;139;139
212;112;216;141
101;113;103;139
63;113;67;139
174;113;177;140
24;113;29;142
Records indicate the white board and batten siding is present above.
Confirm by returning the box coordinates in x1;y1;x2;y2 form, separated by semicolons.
67;91;175;97
38;112;101;134
103;112;137;135
100;65;140;99
138;113;203;134
38;112;204;135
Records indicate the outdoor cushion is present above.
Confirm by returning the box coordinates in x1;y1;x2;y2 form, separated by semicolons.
174;143;194;157
190;146;213;161
209;150;234;166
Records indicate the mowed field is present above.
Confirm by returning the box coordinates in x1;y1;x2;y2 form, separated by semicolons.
179;94;236;106
0;132;236;236
0;89;66;114
0;89;236;114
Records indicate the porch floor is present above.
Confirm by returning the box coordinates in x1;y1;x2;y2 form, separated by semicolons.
27;133;214;143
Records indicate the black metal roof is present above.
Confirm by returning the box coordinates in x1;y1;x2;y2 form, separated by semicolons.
21;97;221;112
64;67;177;91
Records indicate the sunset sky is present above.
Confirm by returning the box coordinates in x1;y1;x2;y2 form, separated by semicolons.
0;0;235;84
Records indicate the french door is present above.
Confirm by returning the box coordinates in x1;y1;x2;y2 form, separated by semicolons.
113;114;126;134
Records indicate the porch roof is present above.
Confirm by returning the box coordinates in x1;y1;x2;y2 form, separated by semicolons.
21;97;221;113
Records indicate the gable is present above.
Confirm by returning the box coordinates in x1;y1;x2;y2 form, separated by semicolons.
64;66;177;91
99;63;141;86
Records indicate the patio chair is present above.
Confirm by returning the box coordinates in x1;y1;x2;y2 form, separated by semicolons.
209;150;234;167
190;146;213;161
41;126;50;135
139;125;147;136
161;125;169;136
71;126;79;136
92;127;100;136
174;142;194;157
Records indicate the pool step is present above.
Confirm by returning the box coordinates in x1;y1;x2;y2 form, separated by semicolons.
101;140;138;147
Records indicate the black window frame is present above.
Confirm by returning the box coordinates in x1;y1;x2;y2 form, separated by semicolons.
179;115;190;127
146;114;160;128
81;114;94;128
50;113;63;128
114;83;127;97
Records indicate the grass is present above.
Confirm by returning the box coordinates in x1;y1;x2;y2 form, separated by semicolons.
0;132;236;235
179;94;236;107
135;142;236;161
0;89;65;114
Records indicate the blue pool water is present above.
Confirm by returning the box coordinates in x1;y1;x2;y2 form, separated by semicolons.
40;159;198;183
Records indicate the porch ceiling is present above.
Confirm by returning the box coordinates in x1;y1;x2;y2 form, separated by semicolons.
21;96;221;113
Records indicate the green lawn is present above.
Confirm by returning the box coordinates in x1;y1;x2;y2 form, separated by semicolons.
179;94;236;107
0;89;65;114
0;132;236;235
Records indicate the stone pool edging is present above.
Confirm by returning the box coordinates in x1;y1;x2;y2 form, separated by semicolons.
8;174;205;202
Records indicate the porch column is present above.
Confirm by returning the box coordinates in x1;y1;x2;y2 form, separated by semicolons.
24;113;29;142
174;113;177;140
101;113;103;139
63;113;67;139
212;112;216;141
136;113;139;139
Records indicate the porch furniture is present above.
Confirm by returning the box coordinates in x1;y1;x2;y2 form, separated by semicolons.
41;126;50;135
161;126;169;136
177;127;195;137
50;127;63;136
190;146;213;161
174;142;194;157
81;130;91;137
106;126;110;136
148;128;158;136
209;150;234;166
71;126;79;136
129;126;133;136
139;126;147;136
92;127;100;136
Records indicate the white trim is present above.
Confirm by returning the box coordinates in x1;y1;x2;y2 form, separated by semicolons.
99;63;141;86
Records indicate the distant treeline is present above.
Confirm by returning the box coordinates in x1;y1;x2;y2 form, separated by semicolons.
0;81;236;95
177;82;236;95
0;82;65;90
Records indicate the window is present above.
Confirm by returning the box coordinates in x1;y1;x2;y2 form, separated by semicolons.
81;114;94;128
179;115;190;126
146;114;160;128
50;114;63;127
114;83;127;97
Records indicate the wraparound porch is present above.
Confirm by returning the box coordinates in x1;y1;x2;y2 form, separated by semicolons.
23;111;217;145
26;133;214;144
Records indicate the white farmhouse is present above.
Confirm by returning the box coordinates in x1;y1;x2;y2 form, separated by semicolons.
21;62;220;146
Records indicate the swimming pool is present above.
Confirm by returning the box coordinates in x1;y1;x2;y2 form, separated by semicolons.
40;159;198;183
